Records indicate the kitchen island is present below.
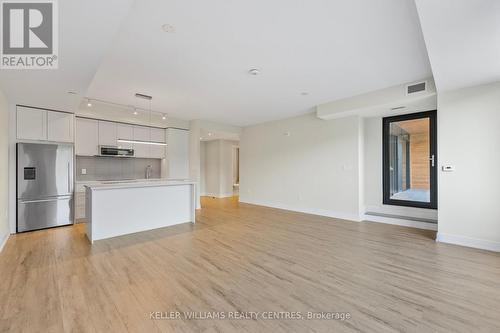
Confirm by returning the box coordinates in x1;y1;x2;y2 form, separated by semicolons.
85;180;196;243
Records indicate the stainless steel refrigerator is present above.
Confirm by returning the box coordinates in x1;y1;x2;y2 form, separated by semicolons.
17;143;74;232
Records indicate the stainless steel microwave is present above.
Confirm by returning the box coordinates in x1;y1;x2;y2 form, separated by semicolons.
99;146;134;157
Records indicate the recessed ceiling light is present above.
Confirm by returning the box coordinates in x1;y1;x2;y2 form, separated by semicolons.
67;91;77;95
248;69;260;75
208;132;212;136
301;92;309;96
161;24;175;33
199;137;203;140
133;109;138;115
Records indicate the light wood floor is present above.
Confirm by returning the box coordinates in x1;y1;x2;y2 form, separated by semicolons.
1;197;500;332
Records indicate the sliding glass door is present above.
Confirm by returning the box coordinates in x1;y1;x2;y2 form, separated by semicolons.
383;110;437;209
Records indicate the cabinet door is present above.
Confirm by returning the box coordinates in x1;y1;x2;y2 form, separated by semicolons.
167;129;189;179
133;126;150;158
116;124;134;150
47;111;74;142
17;106;47;141
75;118;99;156
98;121;117;146
150;128;166;159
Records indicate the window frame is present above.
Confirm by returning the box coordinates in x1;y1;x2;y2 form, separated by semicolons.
382;110;437;209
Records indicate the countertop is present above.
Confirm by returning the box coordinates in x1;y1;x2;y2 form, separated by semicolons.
84;179;195;191
76;178;163;185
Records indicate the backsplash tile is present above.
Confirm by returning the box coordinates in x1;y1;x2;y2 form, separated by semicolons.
76;156;161;181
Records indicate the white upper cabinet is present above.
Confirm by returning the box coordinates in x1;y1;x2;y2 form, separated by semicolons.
150;128;166;159
133;126;150;158
98;121;117;146
17;106;47;141
17;106;74;143
73;117;173;160
166;128;189;179
116;124;134;150
75;118;98;156
47;111;74;142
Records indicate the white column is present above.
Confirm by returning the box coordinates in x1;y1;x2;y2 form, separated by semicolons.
189;120;201;209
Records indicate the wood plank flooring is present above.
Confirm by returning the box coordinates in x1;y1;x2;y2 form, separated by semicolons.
1;196;500;332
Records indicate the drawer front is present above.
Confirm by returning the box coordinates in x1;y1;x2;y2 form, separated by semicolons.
18;196;73;232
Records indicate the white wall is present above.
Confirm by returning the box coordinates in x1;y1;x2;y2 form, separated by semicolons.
240;113;363;221
219;140;238;196
0;90;10;251
436;81;500;251
200;139;238;198
188;120;201;209
203;140;220;197
199;141;207;195
363;117;438;220
191;120;241;206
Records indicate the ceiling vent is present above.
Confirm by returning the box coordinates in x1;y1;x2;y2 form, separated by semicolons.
406;81;427;95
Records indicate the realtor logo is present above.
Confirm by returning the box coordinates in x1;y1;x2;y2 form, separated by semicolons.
1;0;58;69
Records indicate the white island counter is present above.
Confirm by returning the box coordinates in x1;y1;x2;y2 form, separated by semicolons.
85;180;196;243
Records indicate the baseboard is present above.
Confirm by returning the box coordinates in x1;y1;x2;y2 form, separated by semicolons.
436;232;500;252
365;211;437;224
239;198;361;222
0;233;10;253
362;214;437;231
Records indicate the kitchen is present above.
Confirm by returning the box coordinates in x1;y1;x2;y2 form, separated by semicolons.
15;99;194;242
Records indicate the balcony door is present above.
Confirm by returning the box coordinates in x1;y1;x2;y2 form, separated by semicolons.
383;110;437;209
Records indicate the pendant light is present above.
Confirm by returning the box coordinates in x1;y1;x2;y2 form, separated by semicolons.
117;93;167;146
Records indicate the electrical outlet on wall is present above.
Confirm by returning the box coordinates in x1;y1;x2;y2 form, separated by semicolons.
81;168;87;175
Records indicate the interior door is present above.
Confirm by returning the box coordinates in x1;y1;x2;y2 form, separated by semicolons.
383;110;437;209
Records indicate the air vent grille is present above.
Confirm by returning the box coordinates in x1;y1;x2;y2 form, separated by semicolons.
407;82;426;94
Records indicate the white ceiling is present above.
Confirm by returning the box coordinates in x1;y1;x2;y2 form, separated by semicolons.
415;0;500;92
8;0;490;127
85;0;432;126
0;0;135;112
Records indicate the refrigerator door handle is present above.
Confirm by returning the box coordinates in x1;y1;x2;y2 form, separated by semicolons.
68;162;71;193
19;197;71;204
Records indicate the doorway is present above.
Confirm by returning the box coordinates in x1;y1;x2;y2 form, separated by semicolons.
232;146;240;196
383;110;437;209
